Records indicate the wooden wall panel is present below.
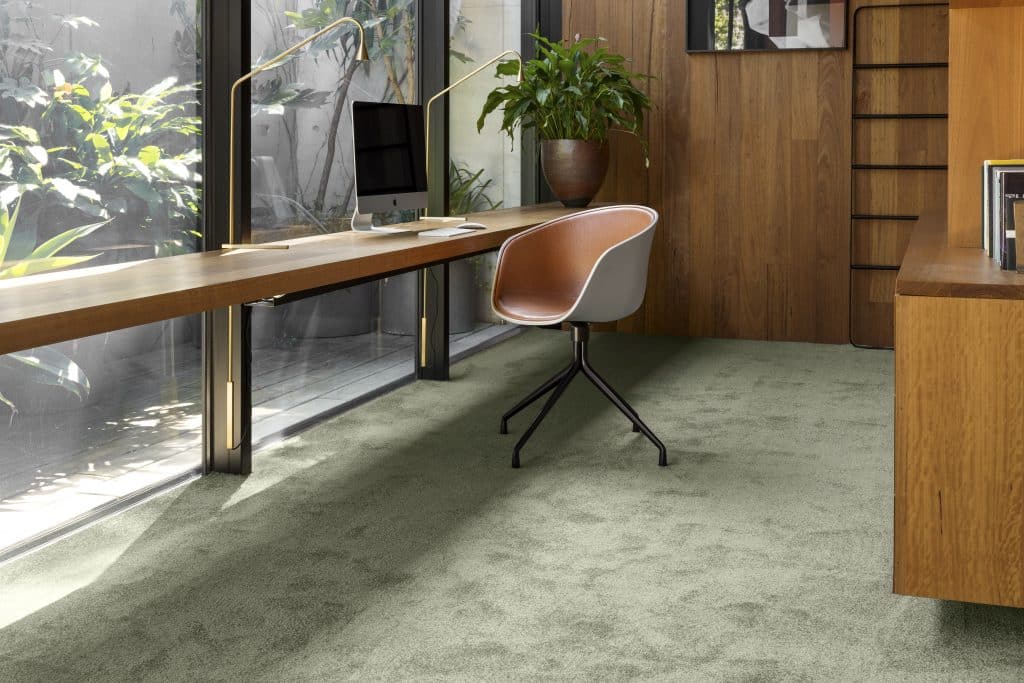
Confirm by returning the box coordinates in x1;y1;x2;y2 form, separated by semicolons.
852;220;916;266
853;118;947;166
853;68;948;115
564;0;850;343
853;168;947;216
854;4;949;63
947;1;1024;246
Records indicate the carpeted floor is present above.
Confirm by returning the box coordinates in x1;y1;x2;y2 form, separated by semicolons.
1;330;1023;681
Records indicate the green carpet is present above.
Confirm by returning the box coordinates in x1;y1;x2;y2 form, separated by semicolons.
1;330;1023;681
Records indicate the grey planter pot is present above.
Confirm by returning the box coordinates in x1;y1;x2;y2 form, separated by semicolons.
381;260;476;335
283;282;376;338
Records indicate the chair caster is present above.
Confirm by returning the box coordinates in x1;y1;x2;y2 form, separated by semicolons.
512;451;521;468
500;420;509;435
632;423;640;433
658;448;667;467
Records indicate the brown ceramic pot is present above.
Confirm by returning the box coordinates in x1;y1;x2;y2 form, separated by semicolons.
540;139;609;208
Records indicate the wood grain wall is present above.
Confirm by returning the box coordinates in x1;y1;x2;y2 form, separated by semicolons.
947;0;1024;247
563;0;851;343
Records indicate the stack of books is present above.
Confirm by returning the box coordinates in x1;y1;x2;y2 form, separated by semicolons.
982;159;1024;271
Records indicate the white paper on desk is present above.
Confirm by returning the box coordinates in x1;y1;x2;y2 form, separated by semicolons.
418;227;476;238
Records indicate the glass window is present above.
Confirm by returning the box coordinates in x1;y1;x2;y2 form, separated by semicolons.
0;2;203;554
449;0;522;210
249;0;421;446
250;0;418;242
447;0;522;351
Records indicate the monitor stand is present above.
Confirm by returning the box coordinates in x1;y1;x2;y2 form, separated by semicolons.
351;208;413;234
351;207;375;232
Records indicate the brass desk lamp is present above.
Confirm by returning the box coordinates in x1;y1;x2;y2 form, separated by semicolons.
223;16;370;250
225;17;370;452
418;50;523;368
421;49;523;223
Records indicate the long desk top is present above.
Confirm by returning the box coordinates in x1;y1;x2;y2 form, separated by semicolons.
896;209;1024;300
0;204;578;356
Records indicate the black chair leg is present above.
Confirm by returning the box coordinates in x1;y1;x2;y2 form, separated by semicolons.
500;363;574;434
502;322;667;468
512;365;578;468
581;361;667;467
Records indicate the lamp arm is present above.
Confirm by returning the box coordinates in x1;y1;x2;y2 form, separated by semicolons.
228;16;368;246
424;49;523;181
224;16;368;453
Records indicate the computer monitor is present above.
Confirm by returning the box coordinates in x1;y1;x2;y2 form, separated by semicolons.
351;101;428;219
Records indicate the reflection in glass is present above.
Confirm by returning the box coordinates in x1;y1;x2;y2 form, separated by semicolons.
0;2;203;555
248;2;522;447
249;1;420;447
447;0;521;334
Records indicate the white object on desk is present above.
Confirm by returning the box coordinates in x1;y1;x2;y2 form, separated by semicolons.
368;226;411;234
419;227;477;238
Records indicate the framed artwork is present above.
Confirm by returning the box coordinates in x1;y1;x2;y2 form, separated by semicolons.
687;0;848;52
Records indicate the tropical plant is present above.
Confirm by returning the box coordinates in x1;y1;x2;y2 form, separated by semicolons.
0;11;201;258
266;0;416;215
0;198;109;417
448;162;503;293
477;32;652;151
0;9;199;419
449;161;502;216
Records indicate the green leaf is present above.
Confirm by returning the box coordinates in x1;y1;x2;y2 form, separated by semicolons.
0;254;98;279
85;132;111;152
0;125;40;144
26;219;109;260
25;145;48;165
138;145;161;166
0;196;21;266
495;60;520;78
68;104;94;124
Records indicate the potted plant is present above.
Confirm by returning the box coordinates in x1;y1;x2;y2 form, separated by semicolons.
477;33;652;207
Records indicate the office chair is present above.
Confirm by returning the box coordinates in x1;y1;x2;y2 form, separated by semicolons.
491;204;667;468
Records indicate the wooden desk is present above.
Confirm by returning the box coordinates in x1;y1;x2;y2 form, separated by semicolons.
894;210;1024;608
0;204;576;357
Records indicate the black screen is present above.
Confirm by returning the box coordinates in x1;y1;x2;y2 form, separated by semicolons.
352;101;428;196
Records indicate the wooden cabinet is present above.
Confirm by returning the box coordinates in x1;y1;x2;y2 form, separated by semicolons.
850;3;949;348
894;214;1024;608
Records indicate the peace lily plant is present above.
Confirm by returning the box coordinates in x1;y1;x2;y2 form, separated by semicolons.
478;32;652;207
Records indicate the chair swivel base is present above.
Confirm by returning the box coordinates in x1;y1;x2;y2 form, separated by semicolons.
500;323;667;468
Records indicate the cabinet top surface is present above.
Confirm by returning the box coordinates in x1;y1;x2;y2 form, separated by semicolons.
897;210;1024;299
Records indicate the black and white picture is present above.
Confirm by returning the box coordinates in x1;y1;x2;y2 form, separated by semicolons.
688;0;847;51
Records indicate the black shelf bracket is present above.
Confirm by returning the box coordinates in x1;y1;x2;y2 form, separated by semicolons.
852;164;947;171
854;62;948;69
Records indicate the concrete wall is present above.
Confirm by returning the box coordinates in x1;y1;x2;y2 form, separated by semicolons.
449;0;522;209
8;1;196;93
